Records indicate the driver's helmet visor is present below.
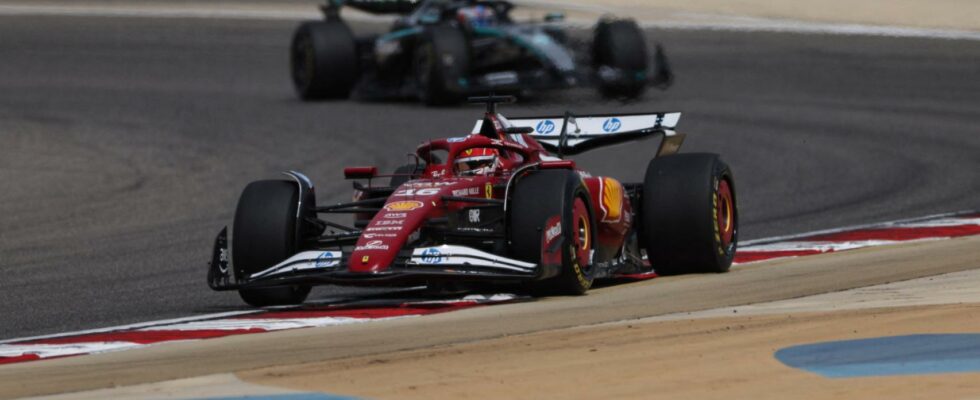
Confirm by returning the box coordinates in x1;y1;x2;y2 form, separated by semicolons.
455;155;496;175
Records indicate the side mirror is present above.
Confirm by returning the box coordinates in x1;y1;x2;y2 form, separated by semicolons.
344;166;378;180
539;160;575;170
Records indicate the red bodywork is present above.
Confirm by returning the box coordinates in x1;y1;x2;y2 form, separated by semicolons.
347;112;633;274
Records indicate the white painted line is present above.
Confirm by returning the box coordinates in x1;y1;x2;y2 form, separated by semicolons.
0;342;142;359
897;217;980;228
0;310;261;345
0;3;978;41
740;239;903;253
140;316;393;332
0;4;392;22
640;18;980;41
0;4;314;20
740;210;977;246
414;293;521;304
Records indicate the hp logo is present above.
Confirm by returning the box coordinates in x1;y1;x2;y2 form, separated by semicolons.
421;248;443;264
314;251;338;268
535;120;556;134
602;118;622;132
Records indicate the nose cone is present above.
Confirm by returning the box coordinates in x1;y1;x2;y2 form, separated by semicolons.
349;199;428;273
348;178;489;273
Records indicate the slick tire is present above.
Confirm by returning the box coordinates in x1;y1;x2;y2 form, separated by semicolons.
290;20;359;100
233;180;311;307
510;170;595;295
413;25;470;106
593;18;648;99
640;153;737;275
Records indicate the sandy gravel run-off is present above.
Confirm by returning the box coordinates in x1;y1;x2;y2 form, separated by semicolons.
242;304;980;400
1;236;978;399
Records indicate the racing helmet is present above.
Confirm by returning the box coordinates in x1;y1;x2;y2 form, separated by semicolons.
455;147;499;176
456;5;497;28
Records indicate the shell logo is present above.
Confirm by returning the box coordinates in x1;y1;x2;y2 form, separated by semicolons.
601;177;623;223
384;201;423;212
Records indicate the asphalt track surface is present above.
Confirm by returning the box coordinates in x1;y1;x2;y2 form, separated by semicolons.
0;15;978;339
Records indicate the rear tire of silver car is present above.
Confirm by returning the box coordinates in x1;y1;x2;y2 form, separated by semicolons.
290;20;359;100
413;25;470;106
593;18;648;99
640;153;737;275
233;180;311;307
510;170;595;295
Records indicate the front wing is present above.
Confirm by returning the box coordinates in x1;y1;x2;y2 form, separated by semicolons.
208;229;538;291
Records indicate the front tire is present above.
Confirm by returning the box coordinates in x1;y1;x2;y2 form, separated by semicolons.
640;153;737;275
232;180;311;307
290;21;359;100
510;170;595;295
593;18;649;99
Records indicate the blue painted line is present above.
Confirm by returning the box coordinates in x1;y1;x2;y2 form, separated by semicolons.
198;393;361;400
775;334;980;378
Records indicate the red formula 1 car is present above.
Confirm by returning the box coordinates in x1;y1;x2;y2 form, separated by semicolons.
208;96;737;307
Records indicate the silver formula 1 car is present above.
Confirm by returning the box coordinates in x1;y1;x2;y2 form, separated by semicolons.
290;0;673;105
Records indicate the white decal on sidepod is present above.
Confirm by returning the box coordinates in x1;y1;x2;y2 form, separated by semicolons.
452;187;481;197
545;221;562;243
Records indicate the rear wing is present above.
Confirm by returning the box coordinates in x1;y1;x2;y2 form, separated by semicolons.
472;112;684;157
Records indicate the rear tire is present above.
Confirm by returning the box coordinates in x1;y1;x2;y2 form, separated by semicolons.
413;25;470;106
640;153;737;275
233;180;312;307
510;170;595;295
291;21;359;100
593;19;648;99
